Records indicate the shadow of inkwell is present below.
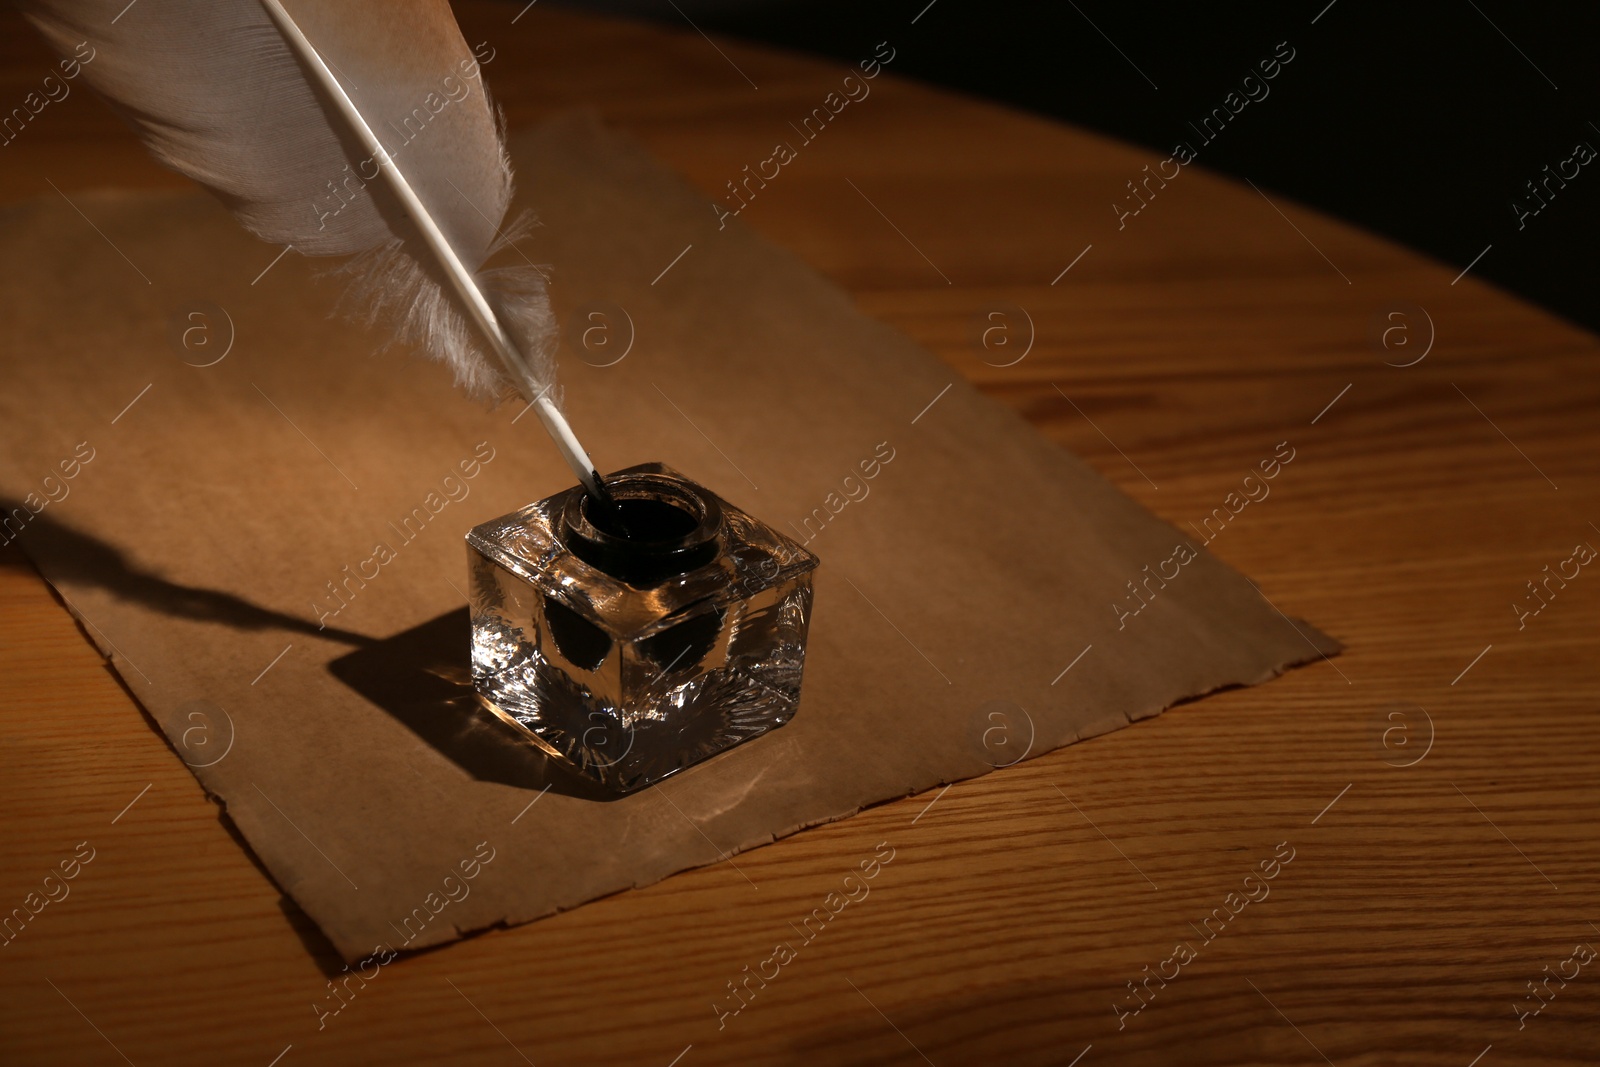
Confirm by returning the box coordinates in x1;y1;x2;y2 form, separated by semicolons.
0;498;605;803
327;609;623;802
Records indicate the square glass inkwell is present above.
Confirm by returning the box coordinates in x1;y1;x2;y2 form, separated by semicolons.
466;463;819;794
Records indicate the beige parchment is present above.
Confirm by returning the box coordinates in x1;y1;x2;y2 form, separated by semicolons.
0;113;1338;962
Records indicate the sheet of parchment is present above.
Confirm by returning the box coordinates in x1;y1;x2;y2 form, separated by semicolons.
0;113;1337;962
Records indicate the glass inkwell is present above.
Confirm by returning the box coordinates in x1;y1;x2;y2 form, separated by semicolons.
466;463;819;794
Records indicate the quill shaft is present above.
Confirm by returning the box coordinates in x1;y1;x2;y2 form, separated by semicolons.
258;0;607;502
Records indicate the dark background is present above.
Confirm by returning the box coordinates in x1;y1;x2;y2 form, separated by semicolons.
554;0;1598;333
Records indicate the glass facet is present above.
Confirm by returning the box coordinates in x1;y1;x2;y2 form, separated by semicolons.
467;463;818;794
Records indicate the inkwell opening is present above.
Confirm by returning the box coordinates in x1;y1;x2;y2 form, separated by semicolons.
560;470;723;586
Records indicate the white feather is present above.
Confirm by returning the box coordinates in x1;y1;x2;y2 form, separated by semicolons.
18;0;602;494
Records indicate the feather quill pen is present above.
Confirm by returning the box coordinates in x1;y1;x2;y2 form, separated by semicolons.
18;0;614;505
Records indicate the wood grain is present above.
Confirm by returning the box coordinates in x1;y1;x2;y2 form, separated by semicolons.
2;4;1597;1065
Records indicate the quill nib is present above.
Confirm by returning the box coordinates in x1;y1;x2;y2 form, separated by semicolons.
586;473;630;538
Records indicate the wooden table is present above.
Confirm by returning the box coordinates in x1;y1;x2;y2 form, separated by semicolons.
3;4;1597;1065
